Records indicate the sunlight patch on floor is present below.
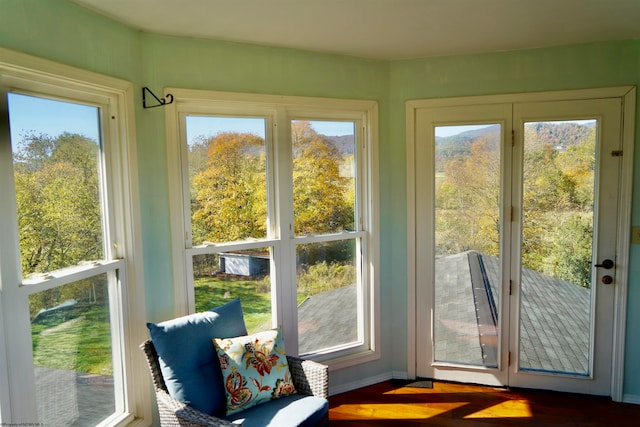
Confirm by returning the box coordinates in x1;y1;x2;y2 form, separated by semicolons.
463;399;533;419
330;402;468;420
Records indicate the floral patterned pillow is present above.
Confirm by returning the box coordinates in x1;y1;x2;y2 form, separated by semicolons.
213;329;297;415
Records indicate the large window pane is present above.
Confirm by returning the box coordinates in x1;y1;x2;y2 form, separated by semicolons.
192;250;272;333
296;239;358;354
171;93;376;367
30;274;114;426
186;116;268;245
9;93;104;275
433;124;501;367
291;120;355;235
519;120;596;374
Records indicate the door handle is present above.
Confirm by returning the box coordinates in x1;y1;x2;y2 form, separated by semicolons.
594;259;614;269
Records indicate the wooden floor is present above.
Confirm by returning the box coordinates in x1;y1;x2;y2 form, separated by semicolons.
329;380;640;426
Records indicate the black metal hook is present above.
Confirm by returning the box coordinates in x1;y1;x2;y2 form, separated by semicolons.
142;87;174;109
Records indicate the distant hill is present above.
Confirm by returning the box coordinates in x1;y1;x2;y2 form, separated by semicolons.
436;125;500;164
436;122;595;165
436;125;501;145
524;121;595;150
325;134;355;156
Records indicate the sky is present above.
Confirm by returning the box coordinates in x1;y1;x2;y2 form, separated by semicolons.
7;92;595;148
185;116;355;145
435;124;494;138
8;93;355;149
8;93;101;147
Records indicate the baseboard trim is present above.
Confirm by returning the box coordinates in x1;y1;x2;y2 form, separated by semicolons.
623;394;640;405
391;370;409;380
329;371;409;396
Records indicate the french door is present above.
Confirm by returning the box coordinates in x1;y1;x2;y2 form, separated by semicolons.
410;88;634;396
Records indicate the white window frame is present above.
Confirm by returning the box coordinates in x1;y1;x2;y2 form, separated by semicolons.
165;88;380;369
0;48;149;426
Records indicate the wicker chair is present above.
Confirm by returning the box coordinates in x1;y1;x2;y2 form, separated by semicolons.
140;339;330;427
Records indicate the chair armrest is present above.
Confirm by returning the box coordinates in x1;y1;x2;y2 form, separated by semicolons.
155;390;238;427
287;356;329;399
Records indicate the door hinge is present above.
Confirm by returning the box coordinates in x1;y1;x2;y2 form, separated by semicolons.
511;129;515;146
508;351;511;366
509;280;513;295
612;150;623;157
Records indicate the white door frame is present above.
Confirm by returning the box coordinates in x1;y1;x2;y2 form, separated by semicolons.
406;86;636;401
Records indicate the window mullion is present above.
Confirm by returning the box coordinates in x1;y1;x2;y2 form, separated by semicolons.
273;109;298;352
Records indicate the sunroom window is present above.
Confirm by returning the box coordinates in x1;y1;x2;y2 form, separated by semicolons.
166;90;379;366
0;49;146;426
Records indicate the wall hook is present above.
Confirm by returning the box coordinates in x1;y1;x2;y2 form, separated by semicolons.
142;87;174;108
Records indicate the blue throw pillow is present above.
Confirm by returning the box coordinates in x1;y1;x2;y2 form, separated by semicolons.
147;298;247;415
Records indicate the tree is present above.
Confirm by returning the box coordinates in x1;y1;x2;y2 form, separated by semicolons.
555;128;595;210
191;132;267;244
291;121;353;235
436;135;500;256
14;132;102;275
435;122;596;288
550;213;593;287
13;132;105;317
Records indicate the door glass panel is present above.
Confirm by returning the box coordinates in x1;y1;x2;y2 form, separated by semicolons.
30;274;114;425
519;120;596;375
186;116;268;245
291;120;356;235
434;124;501;366
192;250;272;333
297;239;359;354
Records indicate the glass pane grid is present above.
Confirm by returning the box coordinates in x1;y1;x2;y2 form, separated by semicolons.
290;119;363;354
184;114;367;359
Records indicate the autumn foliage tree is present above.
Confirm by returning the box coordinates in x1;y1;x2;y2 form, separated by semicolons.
436;123;596;287
291;121;354;235
13;132;105;317
14;132;103;274
190;122;354;244
436;135;500;257
191;132;267;244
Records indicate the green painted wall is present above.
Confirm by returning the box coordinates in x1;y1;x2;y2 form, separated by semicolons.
136;32;390;330
0;0;140;82
1;0;640;400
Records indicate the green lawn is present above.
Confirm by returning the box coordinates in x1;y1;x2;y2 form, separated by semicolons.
194;275;272;332
31;302;112;375
30;275;297;375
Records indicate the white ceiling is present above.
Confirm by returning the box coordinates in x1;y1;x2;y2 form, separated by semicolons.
72;0;640;60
